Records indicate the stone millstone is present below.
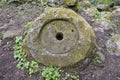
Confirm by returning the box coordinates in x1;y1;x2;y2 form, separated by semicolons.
24;8;96;67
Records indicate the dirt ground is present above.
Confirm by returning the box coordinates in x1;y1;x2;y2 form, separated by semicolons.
0;3;120;80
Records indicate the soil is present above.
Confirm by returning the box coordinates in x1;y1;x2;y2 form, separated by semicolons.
0;2;120;80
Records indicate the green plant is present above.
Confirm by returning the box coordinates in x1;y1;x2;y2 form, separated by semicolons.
0;0;26;7
0;0;6;7
42;2;55;7
29;61;39;75
0;0;36;7
70;75;80;80
14;36;39;75
65;73;80;80
90;0;116;6
95;11;107;20
24;21;33;35
47;2;55;7
42;66;62;80
77;2;85;10
41;0;55;8
14;36;25;61
7;0;26;4
93;52;105;64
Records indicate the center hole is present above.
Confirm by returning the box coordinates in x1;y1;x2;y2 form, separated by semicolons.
56;32;63;40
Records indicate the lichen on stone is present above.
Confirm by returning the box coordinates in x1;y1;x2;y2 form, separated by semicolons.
62;0;77;6
24;8;96;67
106;34;120;56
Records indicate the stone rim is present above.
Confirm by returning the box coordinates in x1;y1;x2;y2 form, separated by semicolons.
39;20;79;54
26;8;96;66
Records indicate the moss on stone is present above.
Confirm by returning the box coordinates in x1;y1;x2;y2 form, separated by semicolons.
24;8;96;67
63;0;77;6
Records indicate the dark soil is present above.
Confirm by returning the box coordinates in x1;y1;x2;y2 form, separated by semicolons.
0;3;120;80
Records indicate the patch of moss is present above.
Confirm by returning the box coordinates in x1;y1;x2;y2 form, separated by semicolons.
63;0;77;6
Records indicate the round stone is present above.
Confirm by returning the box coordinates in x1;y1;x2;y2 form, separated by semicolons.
24;8;96;67
40;20;78;54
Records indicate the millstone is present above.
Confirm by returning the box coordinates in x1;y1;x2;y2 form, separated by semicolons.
24;8;96;67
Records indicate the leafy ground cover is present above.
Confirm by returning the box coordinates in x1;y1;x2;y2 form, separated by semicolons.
0;0;120;80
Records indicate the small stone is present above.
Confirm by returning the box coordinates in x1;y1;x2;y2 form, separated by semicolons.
77;0;91;10
113;6;120;10
97;4;108;12
116;0;120;5
111;8;120;27
81;0;91;7
106;34;120;56
112;8;120;17
95;20;113;31
83;7;98;17
63;0;77;6
0;24;8;32
0;39;2;46
3;29;23;40
118;0;120;4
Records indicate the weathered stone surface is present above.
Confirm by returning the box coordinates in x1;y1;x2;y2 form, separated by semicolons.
3;29;23;40
97;4;108;11
0;39;2;46
81;0;91;7
63;0;77;6
106;34;120;56
82;7;98;17
116;0;120;5
118;0;120;5
94;20;113;32
111;8;120;27
24;8;96;67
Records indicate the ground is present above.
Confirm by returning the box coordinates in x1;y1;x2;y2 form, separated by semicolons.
0;2;120;80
